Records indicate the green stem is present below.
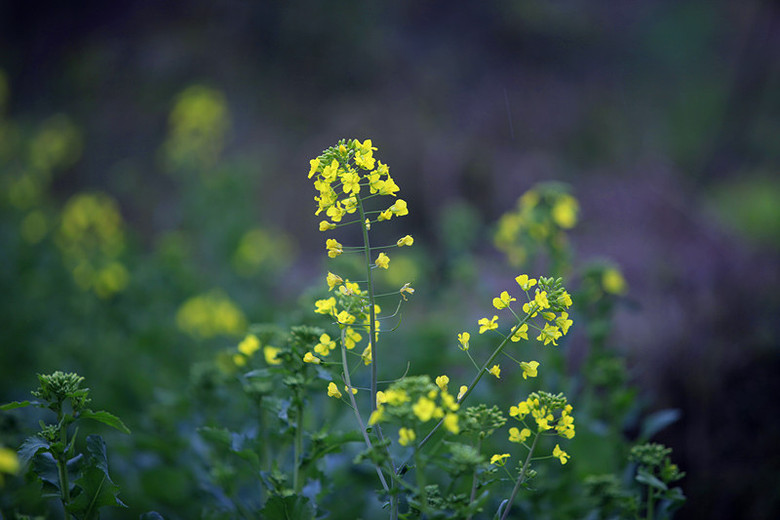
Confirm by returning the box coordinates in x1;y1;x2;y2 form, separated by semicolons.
647;486;654;520
293;402;303;493
466;437;482;520
500;432;540;520
356;198;378;412
55;403;71;515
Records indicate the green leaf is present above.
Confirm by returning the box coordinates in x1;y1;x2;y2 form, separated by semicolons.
0;400;38;411
67;435;126;519
639;409;681;442
197;426;233;447
19;436;50;465
636;468;668;491
79;410;131;434
259;495;314;520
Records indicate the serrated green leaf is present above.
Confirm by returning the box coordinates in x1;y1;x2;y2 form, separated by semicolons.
79;410;131;434
259;495;314;520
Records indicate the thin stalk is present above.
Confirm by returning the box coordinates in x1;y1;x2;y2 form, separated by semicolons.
356;198;379;412
55;404;71;513
500;432;540;520
293;402;303;493
340;330;391;493
647;486;654;520
466;437;483;520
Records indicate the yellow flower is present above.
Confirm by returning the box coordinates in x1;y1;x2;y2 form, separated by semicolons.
509;427;532;443
264;346;282;365
412;397;436;422
551;195;578;229
0;447;20;476
337;310;356;325
377;209;392;221
397;235;414;247
238;334;260;357
515;274;537;291
303;352;320;364
537;323;562;346
344;327;362;349
314;297;336;315
327;382;342;398
368;406;385;425
555;312;573;335
443;413;459;434
534;290;550;309
457;331;470;350
326;238;343;258
519;360;540;379
233;354;246;367
510;323;529;342
326;272;343;290
314;334;336;356
338;280;362;296
375;252;390;269
557;290;573;308
345;385;358;395
602;268;627;295
490;453;510;466
398;427;416;447
361;344;372;365
457;385;468;401
379;177;400;196
435;375;449;391
488;365;501;379
389;199;408;216
509;401;530;418
319;220;336;231
492;290;516;310
478;316;499;334
553;444;570;465
400;283;415;300
308;158;321;179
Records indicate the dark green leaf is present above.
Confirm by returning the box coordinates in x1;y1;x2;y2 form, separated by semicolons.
79;410;131;434
636;468;668;491
19;436;50;465
0;400;39;411
67;435;126;519
259;495;314;520
639;409;681;442
197;426;233;448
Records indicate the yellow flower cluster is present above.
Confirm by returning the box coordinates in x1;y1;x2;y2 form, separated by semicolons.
494;184;579;267
176;290;247;339
509;391;576;440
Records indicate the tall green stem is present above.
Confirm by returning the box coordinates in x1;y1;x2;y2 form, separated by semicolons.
356;198;378;412
500;432;540;520
55;403;71;514
293;402;303;493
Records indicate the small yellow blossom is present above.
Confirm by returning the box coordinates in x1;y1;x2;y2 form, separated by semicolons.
339;280;362;296
365;218;371;230
344;327;362;349
488;365;501;379
326;272;343;291
435;375;449;391
314;334;337;356
457;385;468;401
478;316;499;334
326;238;343;258
337;310;356;325
537;323;563;346
264;346;282;365
556;312;573;335
443;413;459;434
327;382;342;398
379;177;399;196
303;352;320;364
490;453;510;466
319;220;336;231
510;323;529;342
397;235;414;247
375;252;390;269
509;427;532;443
308;158;321;178
368;406;384;425
515;274;537;291
238;334;260;357
314;297;336;315
492;291;516;310
602;268;627;295
398;427;416;446
551;195;578;229
361;344;372;365
389;199;408;216
519;360;540;379
509;402;530;418
345;385;358;395
377;209;392;221
558;290;573;308
233;354;246;367
553;444;570;465
400;283;415;300
457;332;470;350
534;290;550;309
412;397;436;422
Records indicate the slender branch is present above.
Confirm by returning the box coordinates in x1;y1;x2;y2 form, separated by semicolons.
500;432;540;520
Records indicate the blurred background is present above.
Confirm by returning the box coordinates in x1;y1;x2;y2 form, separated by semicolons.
1;0;778;518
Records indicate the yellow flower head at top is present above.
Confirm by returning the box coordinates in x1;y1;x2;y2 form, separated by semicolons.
488;364;501;379
515;274;537;291
435;375;449;391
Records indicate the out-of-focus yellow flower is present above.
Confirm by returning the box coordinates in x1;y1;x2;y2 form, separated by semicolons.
176;290;247;339
602;267;628;295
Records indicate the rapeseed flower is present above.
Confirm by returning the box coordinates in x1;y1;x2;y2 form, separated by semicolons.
553;444;570;465
492;291;516;310
478;316;499;334
397;235;414;247
457;332;470;350
435;375;449;391
515;274;537;291
519;360;540;379
398;427;416;446
488;365;501;379
375;252;390;269
327;382;342;398
303;352;320;364
490;453;510;466
264;346;282;365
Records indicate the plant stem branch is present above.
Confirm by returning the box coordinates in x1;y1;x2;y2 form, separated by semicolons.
500;432;540;520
